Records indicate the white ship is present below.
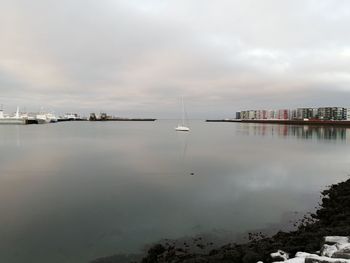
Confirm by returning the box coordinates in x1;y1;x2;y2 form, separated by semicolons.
36;107;58;124
64;113;79;120
47;113;58;123
0;107;27;125
36;112;58;124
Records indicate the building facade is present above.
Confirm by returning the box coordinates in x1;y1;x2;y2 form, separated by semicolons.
237;107;350;121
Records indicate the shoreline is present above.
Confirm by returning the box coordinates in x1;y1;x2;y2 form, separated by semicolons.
206;119;350;127
92;177;350;263
139;177;350;263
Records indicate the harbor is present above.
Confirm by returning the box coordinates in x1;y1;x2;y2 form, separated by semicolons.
0;107;156;125
0;107;27;125
2;1;350;262
0;108;86;125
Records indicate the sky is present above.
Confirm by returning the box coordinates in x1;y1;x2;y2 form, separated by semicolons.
1;0;350;118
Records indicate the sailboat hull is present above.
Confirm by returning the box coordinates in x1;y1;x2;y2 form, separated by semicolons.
175;126;190;132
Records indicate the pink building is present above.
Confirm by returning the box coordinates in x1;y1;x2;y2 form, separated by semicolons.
277;109;290;120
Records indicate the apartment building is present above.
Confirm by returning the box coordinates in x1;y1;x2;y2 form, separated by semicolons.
237;107;350;121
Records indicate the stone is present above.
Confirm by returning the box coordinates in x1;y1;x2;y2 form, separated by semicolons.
321;245;338;257
271;250;289;261
336;244;350;251
305;255;350;263
332;252;350;260
295;252;319;258
274;257;305;263
324;237;349;245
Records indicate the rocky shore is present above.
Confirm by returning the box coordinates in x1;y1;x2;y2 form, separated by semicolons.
267;235;350;263
93;178;350;263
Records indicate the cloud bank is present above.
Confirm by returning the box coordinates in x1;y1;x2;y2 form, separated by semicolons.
1;0;350;118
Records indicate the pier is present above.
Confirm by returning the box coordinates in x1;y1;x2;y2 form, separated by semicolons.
89;118;156;121
89;113;156;121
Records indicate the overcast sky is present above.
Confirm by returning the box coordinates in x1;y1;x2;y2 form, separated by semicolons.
1;0;350;118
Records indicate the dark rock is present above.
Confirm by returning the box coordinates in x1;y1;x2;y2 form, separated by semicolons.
305;257;349;263
332;252;350;259
141;244;166;263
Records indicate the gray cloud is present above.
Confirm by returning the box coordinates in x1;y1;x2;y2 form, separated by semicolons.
1;0;350;117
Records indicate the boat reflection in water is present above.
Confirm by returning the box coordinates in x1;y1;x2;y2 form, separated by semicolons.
237;123;349;141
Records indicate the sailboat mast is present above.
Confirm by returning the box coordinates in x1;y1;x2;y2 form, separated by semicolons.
181;96;185;126
175;96;190;131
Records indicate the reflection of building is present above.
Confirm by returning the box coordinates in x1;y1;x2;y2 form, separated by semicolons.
238;124;347;141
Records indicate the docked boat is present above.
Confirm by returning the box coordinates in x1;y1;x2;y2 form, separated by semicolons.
36;114;49;124
64;113;79;120
46;113;58;123
36;110;58;124
0;107;27;125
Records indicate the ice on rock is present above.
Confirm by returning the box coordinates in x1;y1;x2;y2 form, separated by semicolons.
332;245;350;260
336;244;350;251
271;250;289;261
304;255;350;263
321;244;338;257
261;237;350;263
296;252;319;258
324;237;349;245
274;257;305;263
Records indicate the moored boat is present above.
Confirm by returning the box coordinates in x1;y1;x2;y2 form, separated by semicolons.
36;112;58;124
175;126;190;131
175;97;190;132
0;107;27;125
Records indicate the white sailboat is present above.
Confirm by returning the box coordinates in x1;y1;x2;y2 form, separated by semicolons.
175;97;190;132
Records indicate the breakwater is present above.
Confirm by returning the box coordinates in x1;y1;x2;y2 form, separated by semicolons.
89;118;156;122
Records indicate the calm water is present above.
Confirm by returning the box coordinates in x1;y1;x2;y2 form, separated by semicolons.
0;121;349;263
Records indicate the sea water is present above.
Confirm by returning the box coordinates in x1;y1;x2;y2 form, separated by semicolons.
0;121;349;263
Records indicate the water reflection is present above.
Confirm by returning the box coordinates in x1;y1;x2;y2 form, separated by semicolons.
0;121;349;263
0;125;22;147
238;124;349;141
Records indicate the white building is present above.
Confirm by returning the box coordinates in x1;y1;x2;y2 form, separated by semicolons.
347;108;350;120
